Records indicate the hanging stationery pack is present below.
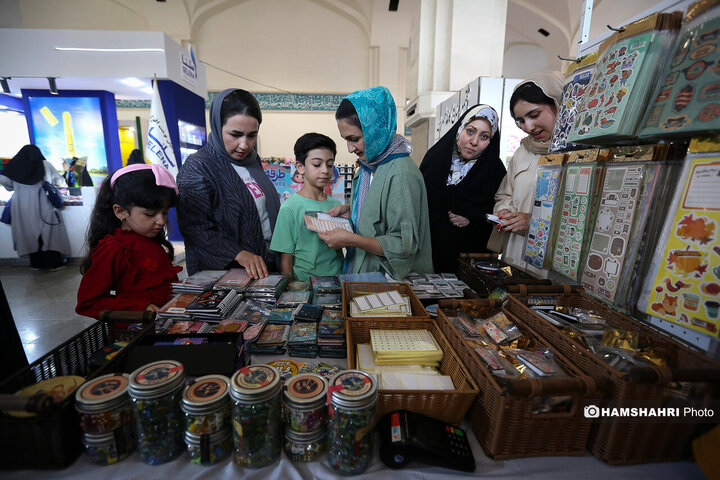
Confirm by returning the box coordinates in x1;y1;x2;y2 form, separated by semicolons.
580;145;667;305
552;149;609;280
640;0;720;138
568;12;683;144
550;52;598;152
523;153;567;270
639;137;720;337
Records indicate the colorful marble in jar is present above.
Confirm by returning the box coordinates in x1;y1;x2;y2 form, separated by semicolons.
75;373;134;435
182;374;231;435
284;427;327;462
185;427;233;465
326;370;377;476
282;373;328;433
128;359;186;465
82;429;135;465
230;364;282;468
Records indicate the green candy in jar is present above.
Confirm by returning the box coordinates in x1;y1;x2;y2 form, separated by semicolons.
230;365;282;468
327;370;377;475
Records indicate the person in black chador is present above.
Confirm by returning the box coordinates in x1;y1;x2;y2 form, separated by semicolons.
419;105;506;274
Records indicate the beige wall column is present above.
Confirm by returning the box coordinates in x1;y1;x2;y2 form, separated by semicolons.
406;0;508;163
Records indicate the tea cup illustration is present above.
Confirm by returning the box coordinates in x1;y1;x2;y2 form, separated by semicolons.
706;300;720;320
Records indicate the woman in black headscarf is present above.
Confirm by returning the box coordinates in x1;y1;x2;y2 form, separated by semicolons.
420;105;506;273
0;145;70;270
176;89;280;278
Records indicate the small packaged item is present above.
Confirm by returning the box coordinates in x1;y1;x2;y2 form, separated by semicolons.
482;312;522;345
455;312;484;337
474;347;519;377
514;350;565;377
601;328;639;351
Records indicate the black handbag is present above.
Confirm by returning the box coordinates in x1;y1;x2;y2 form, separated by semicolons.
41;181;65;209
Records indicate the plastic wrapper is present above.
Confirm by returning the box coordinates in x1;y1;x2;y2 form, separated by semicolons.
503;348;567;378
600;328;640;351
482;312;522;345
551;52;598;152
523;160;565;270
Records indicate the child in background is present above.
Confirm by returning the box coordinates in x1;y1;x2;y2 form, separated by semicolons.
270;133;343;281
76;164;182;319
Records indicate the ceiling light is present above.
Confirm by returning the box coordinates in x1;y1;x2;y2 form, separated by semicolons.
120;77;146;88
0;77;9;94
538;28;550;37
55;47;165;53
48;77;58;95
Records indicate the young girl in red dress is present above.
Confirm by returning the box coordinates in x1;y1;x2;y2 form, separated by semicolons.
76;164;182;319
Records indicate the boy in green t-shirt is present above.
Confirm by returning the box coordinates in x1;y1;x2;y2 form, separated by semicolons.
270;133;344;281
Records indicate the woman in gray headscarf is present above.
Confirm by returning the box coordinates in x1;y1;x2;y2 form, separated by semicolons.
176;89;280;278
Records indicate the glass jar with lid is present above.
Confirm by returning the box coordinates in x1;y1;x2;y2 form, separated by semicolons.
185;427;233;465
181;374;231;435
282;373;328;433
229;365;282;468
326;370;378;475
82;429;135;465
75;373;134;435
284;427;327;462
128;359;186;465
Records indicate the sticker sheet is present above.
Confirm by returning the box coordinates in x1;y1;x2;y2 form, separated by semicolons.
644;155;720;336
523;164;562;268
551;65;595;152
581;164;649;302
569;31;655;142
640;14;720;137
552;164;602;280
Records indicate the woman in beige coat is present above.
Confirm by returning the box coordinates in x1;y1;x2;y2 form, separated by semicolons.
493;72;563;277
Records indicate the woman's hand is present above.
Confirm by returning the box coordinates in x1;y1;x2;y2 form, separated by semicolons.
235;250;269;279
498;211;531;234
318;228;355;249
448;211;470;228
326;204;350;218
145;304;160;312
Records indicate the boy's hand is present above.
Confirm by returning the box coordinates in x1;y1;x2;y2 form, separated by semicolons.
235;250;269;279
326;204;350;218
319;228;355;249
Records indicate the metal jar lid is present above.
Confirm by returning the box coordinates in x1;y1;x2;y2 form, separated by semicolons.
184;426;232;446
328;370;377;410
283;373;327;411
284;426;327;444
128;360;186;399
230;365;281;403
182;374;231;415
75;373;130;413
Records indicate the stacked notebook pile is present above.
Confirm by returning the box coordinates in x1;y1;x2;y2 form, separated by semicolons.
287;321;318;358
311;275;342;294
267;307;296;324
172;270;226;294
184;289;242;321
213;318;248;333
313;292;342;309
244;273;290;301
157;293;197;322
349;290;412;317
317;310;346;358
213;268;253;293
277;290;312;308
294;304;324;322
162;320;216;334
252;323;289;354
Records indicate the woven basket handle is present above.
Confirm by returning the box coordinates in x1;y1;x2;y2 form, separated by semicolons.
504;375;599;396
628;366;720;384
507;284;584;296
0;392;53;413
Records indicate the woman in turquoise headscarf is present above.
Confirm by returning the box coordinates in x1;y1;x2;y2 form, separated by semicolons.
320;86;432;279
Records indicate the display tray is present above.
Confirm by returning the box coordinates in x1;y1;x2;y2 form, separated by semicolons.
435;298;602;460
123;331;245;378
345;317;478;426
456;253;551;296
505;285;720;465
342;281;429;322
0;317;152;470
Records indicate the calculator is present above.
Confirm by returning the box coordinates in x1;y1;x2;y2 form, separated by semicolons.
378;410;475;472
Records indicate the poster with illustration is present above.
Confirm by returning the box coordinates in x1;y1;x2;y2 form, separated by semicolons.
264;164;344;204
581;164;650;302
523;163;562;268
550;57;596;152
552;163;603;280
640;9;720;137
643;154;720;336
568;31;655;142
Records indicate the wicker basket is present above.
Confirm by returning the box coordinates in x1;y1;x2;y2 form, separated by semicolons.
0;314;153;469
436;298;602;459
346;317;478;425
342;281;429;322
457;253;551;296
505;285;720;465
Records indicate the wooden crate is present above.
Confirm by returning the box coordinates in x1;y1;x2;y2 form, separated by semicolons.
342;281;429;322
